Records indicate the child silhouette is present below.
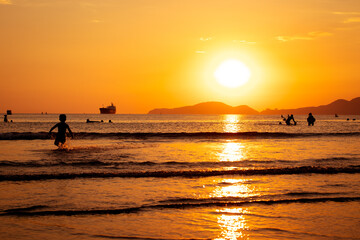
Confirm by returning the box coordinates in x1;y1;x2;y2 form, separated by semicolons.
49;114;73;146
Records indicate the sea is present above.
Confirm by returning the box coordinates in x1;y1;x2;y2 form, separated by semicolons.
0;114;359;240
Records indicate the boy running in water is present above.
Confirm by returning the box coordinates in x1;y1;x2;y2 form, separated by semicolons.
49;114;73;146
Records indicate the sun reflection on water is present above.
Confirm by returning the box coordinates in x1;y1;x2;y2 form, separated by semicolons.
211;179;254;239
211;115;252;239
219;115;246;162
218;141;245;162
215;208;250;240
223;115;241;133
211;179;254;199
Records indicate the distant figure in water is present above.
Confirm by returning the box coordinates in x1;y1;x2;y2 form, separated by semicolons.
282;114;296;125
86;119;101;123
307;113;316;126
4;115;8;123
49;114;73;146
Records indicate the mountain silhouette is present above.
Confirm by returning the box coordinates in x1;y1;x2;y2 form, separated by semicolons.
148;102;259;114
148;97;360;115
261;97;360;115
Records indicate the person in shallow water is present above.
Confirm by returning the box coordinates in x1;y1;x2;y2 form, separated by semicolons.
49;114;73;146
307;113;316;126
282;114;296;125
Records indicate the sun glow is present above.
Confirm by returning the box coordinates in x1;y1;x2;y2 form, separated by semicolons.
214;59;251;88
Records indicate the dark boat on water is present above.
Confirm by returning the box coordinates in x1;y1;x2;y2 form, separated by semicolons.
99;103;116;114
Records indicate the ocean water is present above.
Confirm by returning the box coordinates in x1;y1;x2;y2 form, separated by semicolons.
0;114;359;240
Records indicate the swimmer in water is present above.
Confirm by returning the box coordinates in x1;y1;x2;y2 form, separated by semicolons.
49;114;73;146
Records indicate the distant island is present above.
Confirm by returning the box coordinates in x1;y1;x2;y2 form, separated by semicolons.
148;97;360;115
261;97;360;115
148;102;258;114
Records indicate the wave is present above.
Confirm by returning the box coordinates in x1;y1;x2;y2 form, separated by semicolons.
88;235;180;240
2;156;357;168
1;131;360;140
1;166;359;182
159;192;345;205
313;157;358;162
0;159;294;168
2;196;359;216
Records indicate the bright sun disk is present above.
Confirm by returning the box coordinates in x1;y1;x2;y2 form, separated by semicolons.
214;59;251;88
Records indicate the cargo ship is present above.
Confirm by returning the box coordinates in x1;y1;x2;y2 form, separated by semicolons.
99;103;116;114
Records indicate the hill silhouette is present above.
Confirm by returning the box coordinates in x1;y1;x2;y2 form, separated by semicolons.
148;102;259;114
261;97;360;115
148;97;360;115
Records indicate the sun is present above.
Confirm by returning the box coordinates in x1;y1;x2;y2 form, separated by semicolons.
214;59;251;88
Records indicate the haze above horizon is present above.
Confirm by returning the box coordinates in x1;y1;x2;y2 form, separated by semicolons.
1;0;359;114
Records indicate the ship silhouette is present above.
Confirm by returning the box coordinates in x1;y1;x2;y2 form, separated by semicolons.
99;103;116;114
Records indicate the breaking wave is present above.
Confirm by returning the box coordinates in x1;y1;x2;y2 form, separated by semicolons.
1;166;359;182
1;156;358;168
2;196;359;216
1;131;360;140
0;159;294;168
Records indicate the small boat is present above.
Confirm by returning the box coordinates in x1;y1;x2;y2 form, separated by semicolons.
99;103;116;114
6;110;12;115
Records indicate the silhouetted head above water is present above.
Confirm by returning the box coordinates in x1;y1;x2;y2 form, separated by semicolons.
59;114;66;122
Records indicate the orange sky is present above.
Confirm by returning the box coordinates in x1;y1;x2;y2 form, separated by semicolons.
0;0;359;113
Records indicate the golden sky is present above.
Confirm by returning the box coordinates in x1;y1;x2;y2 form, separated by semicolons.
1;0;359;113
